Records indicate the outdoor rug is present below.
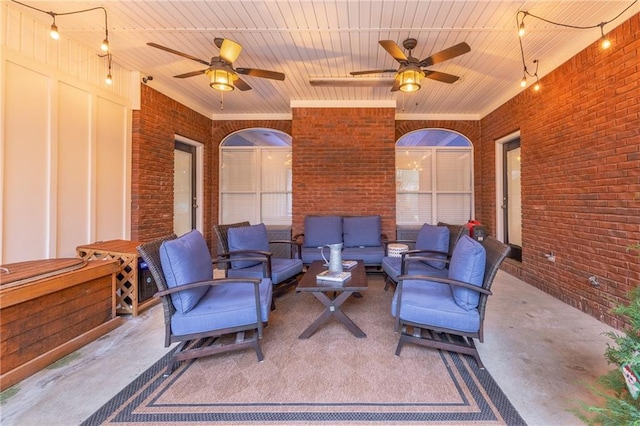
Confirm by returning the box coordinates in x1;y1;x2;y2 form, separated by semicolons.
83;275;525;425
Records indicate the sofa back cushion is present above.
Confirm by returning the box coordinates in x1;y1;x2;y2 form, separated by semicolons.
160;230;213;314
343;215;382;247
448;235;486;311
415;224;450;269
304;215;343;247
227;223;270;269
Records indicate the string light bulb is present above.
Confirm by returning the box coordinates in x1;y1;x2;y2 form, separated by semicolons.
518;22;525;37
520;76;527;88
49;17;59;40
101;38;109;52
599;24;611;49
105;73;113;85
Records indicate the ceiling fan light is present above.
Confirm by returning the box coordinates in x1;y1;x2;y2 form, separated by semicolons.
208;69;235;92
397;69;424;93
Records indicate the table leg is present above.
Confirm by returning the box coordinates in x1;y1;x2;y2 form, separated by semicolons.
298;291;366;339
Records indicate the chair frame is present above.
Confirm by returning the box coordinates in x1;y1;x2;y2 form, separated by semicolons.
393;236;510;369
213;222;302;298
137;234;270;376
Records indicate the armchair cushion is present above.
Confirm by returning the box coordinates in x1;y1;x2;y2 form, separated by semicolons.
415;224;450;270
449;235;486;311
160;230;213;314
303;215;342;247
228;223;269;269
343;215;381;247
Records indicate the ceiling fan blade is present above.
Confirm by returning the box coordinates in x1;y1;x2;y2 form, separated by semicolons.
147;42;210;66
379;40;408;62
424;70;461;84
419;42;471;67
390;80;401;92
236;68;285;81
173;69;208;79
350;69;397;76
218;38;243;63
233;77;252;91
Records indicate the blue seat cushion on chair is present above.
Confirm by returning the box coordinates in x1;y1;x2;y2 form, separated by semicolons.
343;215;381;247
415;224;450;270
300;246;326;264
342;246;384;265
303;216;342;248
171;278;272;336
448;235;486;311
382;256;449;283
391;279;480;334
228;223;269;269
228;258;302;285
160;230;213;314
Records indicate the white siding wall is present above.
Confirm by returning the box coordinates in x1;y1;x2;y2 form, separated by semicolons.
1;3;135;263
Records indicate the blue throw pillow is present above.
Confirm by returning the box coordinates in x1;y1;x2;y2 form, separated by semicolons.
415;224;450;269
448;235;486;311
227;223;269;269
343;215;381;247
160;230;213;314
304;216;342;248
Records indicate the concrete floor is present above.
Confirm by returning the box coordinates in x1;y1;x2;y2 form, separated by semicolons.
0;270;617;426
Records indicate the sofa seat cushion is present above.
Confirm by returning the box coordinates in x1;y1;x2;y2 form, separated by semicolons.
303;215;342;248
343;215;381;247
171;278;272;336
227;223;270;269
415;224;450;270
228;258;303;285
391;279;480;334
448;235;486;311
382;256;449;283
342;246;384;265
160;230;213;314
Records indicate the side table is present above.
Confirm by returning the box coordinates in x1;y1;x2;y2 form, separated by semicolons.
76;240;159;316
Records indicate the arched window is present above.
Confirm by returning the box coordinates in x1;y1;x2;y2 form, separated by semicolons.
219;128;292;225
396;129;473;226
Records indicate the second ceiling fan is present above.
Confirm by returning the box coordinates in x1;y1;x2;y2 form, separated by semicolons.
351;38;471;92
147;38;285;92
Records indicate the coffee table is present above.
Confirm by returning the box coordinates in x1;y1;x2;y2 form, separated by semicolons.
296;260;368;339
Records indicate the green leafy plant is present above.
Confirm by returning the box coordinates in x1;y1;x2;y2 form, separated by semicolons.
573;284;640;425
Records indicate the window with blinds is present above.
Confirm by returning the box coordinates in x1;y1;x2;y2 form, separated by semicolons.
396;129;473;226
220;129;292;225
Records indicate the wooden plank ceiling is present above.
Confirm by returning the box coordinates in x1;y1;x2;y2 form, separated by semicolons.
7;0;639;118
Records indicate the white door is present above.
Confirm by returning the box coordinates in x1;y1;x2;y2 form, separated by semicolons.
503;139;522;261
174;142;197;236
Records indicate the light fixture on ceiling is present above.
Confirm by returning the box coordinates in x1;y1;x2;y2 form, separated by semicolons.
516;0;636;90
105;53;113;85
397;67;425;93
10;1;112;66
207;69;236;92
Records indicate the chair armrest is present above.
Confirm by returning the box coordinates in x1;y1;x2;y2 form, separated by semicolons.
396;274;492;296
269;240;303;259
400;253;450;274
154;277;263;297
213;255;271;277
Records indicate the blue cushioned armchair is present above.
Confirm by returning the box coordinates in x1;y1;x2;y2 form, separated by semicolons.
382;222;466;290
137;230;273;376
391;235;510;368
214;223;303;302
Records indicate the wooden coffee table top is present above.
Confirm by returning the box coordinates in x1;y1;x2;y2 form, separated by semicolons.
297;260;368;292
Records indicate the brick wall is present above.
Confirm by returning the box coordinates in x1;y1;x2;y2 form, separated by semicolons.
291;107;396;238
131;85;213;244
479;13;640;328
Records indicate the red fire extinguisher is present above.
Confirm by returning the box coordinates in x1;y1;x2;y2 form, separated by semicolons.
465;220;486;241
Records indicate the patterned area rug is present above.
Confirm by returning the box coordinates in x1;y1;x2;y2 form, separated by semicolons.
83;275;525;425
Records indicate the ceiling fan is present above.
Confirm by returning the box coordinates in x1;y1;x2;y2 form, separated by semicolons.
147;38;285;92
350;38;471;92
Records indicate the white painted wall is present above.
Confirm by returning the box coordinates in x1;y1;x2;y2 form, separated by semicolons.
1;3;136;263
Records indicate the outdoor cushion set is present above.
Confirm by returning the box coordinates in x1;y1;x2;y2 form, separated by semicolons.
294;215;387;267
137;217;509;375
